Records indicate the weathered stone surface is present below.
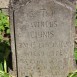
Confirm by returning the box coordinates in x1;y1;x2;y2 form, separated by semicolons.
0;0;9;8
10;0;76;77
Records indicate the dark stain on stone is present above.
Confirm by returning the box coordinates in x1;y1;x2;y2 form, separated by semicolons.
13;0;32;5
25;76;29;77
68;0;75;3
13;0;19;4
20;0;32;5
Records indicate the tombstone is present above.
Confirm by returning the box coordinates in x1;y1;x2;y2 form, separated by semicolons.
10;0;76;77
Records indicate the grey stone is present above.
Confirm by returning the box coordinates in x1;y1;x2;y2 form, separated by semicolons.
0;0;9;8
10;0;76;77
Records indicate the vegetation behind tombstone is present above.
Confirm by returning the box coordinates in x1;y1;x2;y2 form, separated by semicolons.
67;3;77;77
74;3;77;61
0;9;12;77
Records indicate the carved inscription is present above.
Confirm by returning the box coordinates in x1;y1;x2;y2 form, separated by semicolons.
18;21;57;30
14;0;75;77
17;6;70;76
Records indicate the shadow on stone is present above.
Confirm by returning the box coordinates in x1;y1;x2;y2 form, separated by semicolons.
7;51;13;71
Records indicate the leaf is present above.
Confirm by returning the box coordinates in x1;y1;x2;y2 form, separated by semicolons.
68;73;73;77
0;70;12;77
68;70;77;77
5;23;9;28
6;29;10;34
0;31;2;35
0;25;4;31
0;20;2;25
0;35;3;41
74;48;77;60
0;63;3;71
75;19;77;27
4;48;10;60
0;53;4;62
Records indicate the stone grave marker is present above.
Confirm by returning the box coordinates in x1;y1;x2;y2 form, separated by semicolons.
10;0;76;77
